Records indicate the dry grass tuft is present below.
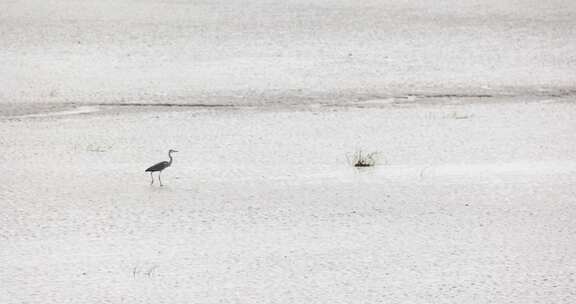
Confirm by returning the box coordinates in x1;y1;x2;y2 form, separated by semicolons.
347;150;379;167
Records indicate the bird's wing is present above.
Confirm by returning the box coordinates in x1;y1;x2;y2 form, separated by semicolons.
145;161;169;172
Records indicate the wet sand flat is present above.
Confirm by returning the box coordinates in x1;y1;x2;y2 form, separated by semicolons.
1;100;576;303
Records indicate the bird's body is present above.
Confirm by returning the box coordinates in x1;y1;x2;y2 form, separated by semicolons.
145;160;171;172
145;149;178;186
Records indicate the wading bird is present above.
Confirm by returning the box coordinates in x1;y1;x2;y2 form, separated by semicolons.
145;149;178;186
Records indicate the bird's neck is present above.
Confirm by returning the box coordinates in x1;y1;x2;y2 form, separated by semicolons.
168;152;173;165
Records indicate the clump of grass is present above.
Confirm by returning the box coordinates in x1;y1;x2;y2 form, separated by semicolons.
347;150;379;167
446;111;473;120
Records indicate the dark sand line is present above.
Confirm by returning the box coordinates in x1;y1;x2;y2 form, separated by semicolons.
2;89;575;120
95;102;235;108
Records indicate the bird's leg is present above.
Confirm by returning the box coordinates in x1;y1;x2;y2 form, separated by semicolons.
159;171;163;187
150;172;154;185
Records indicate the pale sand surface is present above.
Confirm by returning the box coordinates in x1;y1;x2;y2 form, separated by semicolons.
1;0;576;104
1;100;576;303
2;0;576;302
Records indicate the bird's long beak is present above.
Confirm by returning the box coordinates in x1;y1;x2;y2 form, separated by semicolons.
173;150;179;152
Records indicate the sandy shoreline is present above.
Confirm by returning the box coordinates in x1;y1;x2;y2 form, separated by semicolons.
1;100;575;303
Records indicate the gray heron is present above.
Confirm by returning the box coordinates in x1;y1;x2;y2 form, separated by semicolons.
145;149;178;186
